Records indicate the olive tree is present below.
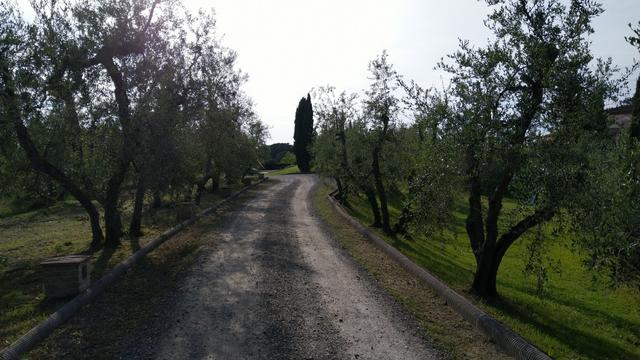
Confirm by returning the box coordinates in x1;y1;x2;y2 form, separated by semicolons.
433;0;610;297
313;87;359;205
1;0;261;247
1;1;93;241
399;84;464;236
313;86;390;227
314;55;413;232
0;0;150;246
569;22;640;289
363;51;400;233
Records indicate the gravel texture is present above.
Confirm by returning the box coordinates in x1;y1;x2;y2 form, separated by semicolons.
122;175;440;360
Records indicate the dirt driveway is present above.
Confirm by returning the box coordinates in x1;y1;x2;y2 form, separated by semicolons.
125;175;440;360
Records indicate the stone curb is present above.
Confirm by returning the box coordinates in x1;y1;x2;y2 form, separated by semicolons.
326;192;552;360
0;179;267;360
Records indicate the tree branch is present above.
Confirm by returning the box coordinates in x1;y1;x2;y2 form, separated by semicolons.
495;207;555;259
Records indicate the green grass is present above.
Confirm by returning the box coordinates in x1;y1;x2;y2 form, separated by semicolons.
342;189;640;359
0;184;244;349
0;199;11;218
0;200;128;348
25;185;265;359
313;183;510;360
267;165;301;175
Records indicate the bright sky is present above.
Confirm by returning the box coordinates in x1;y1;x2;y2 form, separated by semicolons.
15;0;640;143
187;0;639;144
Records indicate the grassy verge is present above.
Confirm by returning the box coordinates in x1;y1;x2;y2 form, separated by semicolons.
0;199;12;218
24;183;264;359
0;181;253;350
313;182;510;360
267;165;301;175
331;184;640;359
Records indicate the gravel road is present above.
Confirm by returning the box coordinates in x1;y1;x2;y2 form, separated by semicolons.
125;175;440;360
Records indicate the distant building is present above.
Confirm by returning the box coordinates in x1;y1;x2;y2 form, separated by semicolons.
607;104;633;137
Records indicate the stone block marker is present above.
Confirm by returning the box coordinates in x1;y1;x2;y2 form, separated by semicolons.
40;255;91;298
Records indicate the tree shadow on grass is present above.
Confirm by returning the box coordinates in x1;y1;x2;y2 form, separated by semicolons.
498;280;640;343
31;240;204;359
91;245;117;278
128;235;141;254
487;294;640;359
391;235;475;286
0;201;85;229
387;230;639;358
78;242;116;274
344;203;372;227
0;266;67;344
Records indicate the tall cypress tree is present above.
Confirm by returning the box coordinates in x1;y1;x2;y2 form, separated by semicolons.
293;94;314;172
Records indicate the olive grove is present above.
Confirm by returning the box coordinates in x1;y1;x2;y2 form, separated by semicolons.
0;0;268;248
313;0;639;298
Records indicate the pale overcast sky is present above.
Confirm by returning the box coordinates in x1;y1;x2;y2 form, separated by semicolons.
16;0;640;143
188;0;640;144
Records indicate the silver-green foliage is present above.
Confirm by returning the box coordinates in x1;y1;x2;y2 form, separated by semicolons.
0;0;268;244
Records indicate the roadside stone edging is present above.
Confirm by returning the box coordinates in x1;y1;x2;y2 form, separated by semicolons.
326;192;552;360
0;178;267;360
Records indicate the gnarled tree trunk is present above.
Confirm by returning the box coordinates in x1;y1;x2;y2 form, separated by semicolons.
1;65;105;247
98;179;127;248
194;157;214;205
209;173;220;193
129;176;145;236
152;191;162;208
365;187;382;228
471;207;554;297
96;56;136;247
334;177;348;205
372;146;391;233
